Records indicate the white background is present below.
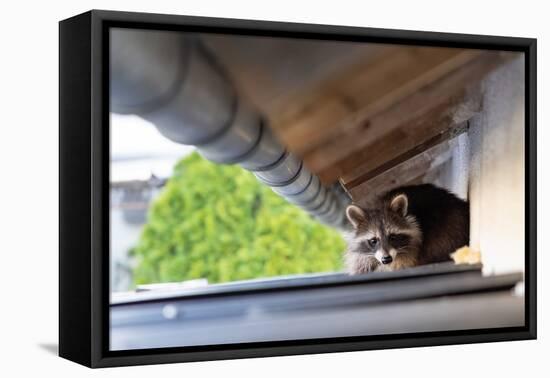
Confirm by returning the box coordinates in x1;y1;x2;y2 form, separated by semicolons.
0;1;546;376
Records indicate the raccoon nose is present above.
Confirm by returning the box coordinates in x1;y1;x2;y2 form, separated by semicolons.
381;255;393;265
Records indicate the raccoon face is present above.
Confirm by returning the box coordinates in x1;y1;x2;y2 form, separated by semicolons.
345;194;422;268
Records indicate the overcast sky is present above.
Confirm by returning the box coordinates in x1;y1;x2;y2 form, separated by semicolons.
110;114;195;182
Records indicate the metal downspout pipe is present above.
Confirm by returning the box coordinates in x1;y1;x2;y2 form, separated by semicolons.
110;29;349;229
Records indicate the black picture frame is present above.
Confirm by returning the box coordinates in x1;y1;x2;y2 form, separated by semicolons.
59;9;537;368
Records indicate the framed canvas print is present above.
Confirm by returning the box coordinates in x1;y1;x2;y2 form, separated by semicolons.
59;10;537;368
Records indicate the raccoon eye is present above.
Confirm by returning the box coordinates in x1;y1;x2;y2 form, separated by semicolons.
367;237;379;248
389;233;410;248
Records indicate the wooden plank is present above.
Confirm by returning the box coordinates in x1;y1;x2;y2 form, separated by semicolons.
342;121;469;190
271;46;475;154
348;138;459;207
309;51;514;183
202;35;381;116
315;89;477;185
271;49;516;185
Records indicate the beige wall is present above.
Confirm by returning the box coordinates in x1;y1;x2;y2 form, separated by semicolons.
468;56;525;275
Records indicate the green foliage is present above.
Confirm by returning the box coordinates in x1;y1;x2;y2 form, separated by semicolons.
131;152;345;285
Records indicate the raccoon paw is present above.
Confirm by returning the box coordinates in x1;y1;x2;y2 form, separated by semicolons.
346;254;380;275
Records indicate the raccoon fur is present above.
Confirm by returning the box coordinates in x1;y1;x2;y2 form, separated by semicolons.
344;184;469;274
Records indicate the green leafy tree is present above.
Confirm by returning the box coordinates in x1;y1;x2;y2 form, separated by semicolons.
132;152;345;285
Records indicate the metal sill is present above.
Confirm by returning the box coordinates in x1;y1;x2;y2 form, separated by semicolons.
110;263;524;351
111;262;485;305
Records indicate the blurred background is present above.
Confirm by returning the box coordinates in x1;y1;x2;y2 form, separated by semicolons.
110;113;344;292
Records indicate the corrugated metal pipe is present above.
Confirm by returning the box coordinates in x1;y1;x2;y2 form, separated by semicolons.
110;28;349;229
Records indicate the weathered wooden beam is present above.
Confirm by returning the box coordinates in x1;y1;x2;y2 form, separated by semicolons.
270;47;516;185
348;138;459;207
272;46;475;152
203;35;382;116
313;51;514;184
337;110;473;189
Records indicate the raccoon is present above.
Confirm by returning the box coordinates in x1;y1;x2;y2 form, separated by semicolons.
344;184;469;274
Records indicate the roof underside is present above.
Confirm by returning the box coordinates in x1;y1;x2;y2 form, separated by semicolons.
203;35;518;201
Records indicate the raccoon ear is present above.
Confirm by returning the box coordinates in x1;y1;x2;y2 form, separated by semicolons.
346;205;366;228
390;194;408;216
